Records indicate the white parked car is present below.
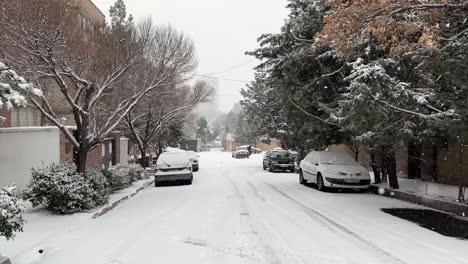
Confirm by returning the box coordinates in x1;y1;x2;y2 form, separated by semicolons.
299;151;371;191
155;152;193;186
185;151;200;172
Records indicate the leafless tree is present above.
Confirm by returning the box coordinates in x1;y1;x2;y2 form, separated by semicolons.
125;81;213;167
0;0;198;174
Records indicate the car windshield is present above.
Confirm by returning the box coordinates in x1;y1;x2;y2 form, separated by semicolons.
319;152;357;165
185;151;197;159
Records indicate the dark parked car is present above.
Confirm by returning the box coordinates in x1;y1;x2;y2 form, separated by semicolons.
263;149;295;172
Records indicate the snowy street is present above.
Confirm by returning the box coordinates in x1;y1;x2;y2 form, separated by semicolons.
3;152;468;264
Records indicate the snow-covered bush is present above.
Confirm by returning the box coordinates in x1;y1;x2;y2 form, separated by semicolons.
102;165;134;192
128;163;146;181
0;185;25;240
23;164;110;214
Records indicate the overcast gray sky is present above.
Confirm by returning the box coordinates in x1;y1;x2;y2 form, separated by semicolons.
93;0;289;112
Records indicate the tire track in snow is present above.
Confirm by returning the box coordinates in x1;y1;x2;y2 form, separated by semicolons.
277;182;468;264
261;180;407;264
224;172;303;264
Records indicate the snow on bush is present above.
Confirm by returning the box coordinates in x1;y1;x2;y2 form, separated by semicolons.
23;164;110;215
0;185;25;240
128;163;146;181
103;165;135;192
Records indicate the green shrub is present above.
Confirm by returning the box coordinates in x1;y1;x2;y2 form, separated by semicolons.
128;163;146;181
23;164;110;214
103;165;133;192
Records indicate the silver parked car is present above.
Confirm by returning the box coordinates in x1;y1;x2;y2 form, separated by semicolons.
299;151;371;191
155;152;193;186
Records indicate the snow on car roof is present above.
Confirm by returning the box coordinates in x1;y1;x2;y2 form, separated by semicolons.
157;152;190;165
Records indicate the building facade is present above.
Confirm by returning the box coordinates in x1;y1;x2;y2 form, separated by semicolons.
0;0;105;128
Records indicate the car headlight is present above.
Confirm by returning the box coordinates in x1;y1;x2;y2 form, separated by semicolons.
338;172;347;176
355;172;362;176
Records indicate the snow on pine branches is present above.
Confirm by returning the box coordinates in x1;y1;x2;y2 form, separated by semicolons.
0;185;25;240
0;61;42;124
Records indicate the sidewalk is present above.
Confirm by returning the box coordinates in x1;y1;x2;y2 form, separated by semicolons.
0;178;154;259
376;177;466;203
371;177;468;218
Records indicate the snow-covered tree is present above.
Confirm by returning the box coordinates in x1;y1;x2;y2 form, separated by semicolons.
0;1;198;174
109;0;134;31
0;61;42;124
243;0;345;150
125;81;212;167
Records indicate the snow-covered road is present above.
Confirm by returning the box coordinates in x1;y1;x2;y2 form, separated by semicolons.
3;152;468;264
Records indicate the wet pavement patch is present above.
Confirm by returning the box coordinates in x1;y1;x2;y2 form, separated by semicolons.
382;208;468;239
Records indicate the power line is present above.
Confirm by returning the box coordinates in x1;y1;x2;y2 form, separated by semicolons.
201;59;257;76
193;74;251;83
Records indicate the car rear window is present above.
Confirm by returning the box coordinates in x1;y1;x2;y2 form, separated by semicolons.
271;151;291;158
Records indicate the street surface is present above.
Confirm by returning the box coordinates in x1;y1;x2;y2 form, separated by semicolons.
5;152;468;264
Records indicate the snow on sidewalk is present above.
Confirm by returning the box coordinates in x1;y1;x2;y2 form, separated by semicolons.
0;178;154;258
376;177;467;204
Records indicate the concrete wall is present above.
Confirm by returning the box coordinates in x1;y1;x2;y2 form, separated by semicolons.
0;127;60;190
120;138;129;166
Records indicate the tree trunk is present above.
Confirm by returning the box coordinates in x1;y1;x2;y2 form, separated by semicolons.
139;145;147;168
76;147;88;176
457;143;465;202
384;149;399;189
370;151;381;184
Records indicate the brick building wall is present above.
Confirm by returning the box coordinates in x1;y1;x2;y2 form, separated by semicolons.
60;131;74;163
0;108;11;128
87;145;103;169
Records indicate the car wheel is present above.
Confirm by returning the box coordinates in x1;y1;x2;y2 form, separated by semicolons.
299;170;306;184
187;175;193;185
317;174;327;192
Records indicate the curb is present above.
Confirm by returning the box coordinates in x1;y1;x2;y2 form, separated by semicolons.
370;185;468;218
91;178;155;219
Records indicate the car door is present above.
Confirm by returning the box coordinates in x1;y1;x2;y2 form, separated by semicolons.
301;153;314;181
309;152;319;183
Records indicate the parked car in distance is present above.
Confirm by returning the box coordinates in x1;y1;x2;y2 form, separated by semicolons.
232;146;250;159
155;152;193;186
186;151;199;172
263;149;295;172
299;151;371;191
